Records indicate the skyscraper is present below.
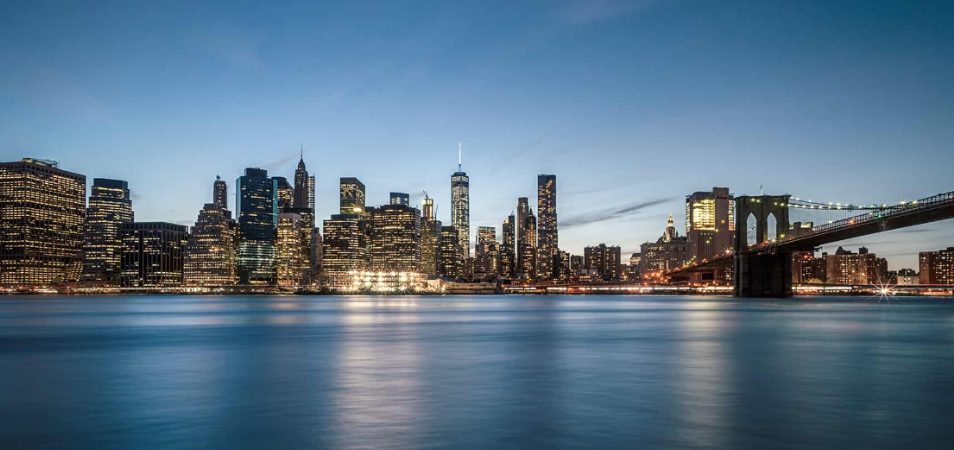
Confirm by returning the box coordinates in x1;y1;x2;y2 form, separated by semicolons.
438;225;463;279
213;175;228;212
276;211;312;287
236;168;277;285
518;210;537;281
685;187;735;263
183;203;238;286
322;177;370;290
475;226;500;279
274;176;294;211
293;152;312;210
451;145;470;258
500;214;516;279
536;174;558;280
340;177;366;215
81;178;134;284
0;158;86;286
120;222;188;287
420;194;441;278
369;197;422;273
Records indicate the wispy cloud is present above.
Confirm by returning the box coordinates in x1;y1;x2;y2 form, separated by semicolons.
562;197;673;228
262;152;298;171
554;0;663;25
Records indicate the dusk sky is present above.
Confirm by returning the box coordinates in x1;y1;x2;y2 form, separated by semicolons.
2;0;952;269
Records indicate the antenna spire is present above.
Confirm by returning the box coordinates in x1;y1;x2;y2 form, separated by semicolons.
457;142;462;171
300;144;303;160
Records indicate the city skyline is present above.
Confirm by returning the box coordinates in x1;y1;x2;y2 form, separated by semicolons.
2;1;954;269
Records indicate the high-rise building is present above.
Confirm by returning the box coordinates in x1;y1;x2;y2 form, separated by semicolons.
639;214;689;282
438;225;463;279
369;198;422;273
81;178;133;284
584;244;622;281
275;176;294;211
276;211;312;287
556;250;571;281
686;187;735;263
451;148;470;259
339;177;366;215
0;158;86;286
500;214;516;280
213;175;228;212
516;197;530;244
825;246;888;285
322;215;368;290
517;210;537;281
184;203;238;286
390;192;410;206
120;222;188;287
475;226;499;279
919;248;954;285
420;195;441;278
536;175;558;280
293;153;312;210
236;168;277;285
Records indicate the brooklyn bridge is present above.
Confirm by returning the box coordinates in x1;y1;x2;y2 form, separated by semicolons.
666;191;954;297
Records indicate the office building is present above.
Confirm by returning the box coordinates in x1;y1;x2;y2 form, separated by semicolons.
438;225;463;279
321;215;369;290
500;214;516;279
276;211;312;287
685;187;735;264
275;176;294;210
120;222;188;287
536;174;558;280
0;158;86;286
236;168;277;285
919;248;954;285
183;203;238;286
420;194;441;277
339;177;366;215
369;199;422;273
213;175;228;212
517;210;537;281
451;152;470;258
81;178;134;284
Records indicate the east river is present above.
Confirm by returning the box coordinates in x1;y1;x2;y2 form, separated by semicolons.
1;295;953;449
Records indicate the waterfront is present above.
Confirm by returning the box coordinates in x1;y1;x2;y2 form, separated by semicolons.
2;295;954;449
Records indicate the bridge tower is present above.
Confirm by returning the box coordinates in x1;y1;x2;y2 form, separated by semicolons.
734;195;792;297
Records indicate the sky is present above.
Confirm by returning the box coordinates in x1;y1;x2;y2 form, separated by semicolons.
1;0;953;269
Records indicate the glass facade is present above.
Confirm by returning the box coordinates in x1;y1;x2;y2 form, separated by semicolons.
120;222;188;287
184;203;238;286
236;168;277;285
451;170;470;258
536;175;557;280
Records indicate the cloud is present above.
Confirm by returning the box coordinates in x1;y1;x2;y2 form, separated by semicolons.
554;0;663;25
562;197;673;228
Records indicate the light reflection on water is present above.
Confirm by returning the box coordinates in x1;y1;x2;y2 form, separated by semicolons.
1;295;954;449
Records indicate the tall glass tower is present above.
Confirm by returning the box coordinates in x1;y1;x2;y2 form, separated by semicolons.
236;168;277;285
536;174;557;280
451;144;470;258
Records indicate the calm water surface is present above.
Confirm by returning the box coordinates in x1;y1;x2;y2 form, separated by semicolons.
1;295;953;449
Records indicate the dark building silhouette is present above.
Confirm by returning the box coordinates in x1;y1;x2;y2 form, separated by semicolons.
500;214;516;279
81;178;133;284
274;176;294;211
438;225;463;279
0;158;86;286
339;177;366;215
120;222;188;287
517;210;537;281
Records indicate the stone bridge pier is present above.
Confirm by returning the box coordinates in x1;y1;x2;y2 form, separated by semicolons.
734;195;793;297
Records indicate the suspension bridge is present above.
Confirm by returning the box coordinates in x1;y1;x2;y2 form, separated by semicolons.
667;190;954;297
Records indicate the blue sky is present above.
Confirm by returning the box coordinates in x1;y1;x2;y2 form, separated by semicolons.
1;0;953;269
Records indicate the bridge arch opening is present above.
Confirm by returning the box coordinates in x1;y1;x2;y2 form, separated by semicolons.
766;213;778;242
746;213;757;247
